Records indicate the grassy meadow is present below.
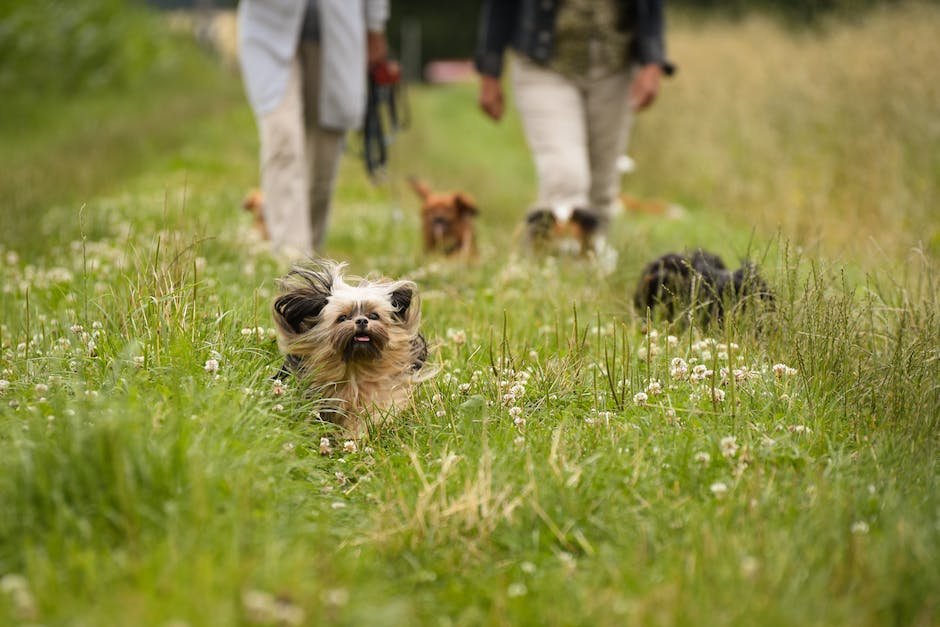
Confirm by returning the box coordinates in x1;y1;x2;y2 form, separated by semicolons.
1;4;938;626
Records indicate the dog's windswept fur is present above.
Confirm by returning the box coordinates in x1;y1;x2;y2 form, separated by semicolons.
409;177;478;258
634;249;773;325
522;204;608;257
273;260;431;436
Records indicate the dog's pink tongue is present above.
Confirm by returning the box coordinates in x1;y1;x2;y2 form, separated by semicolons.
355;335;371;342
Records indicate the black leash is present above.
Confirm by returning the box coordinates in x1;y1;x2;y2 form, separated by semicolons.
361;60;408;182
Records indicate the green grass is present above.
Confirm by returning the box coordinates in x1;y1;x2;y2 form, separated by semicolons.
1;5;938;626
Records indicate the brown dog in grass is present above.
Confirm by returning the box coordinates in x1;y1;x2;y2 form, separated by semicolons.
242;189;268;240
408;177;478;258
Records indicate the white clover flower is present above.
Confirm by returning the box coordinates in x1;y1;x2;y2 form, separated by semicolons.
513;416;526;428
507;582;527;597
694;451;711;465
34;383;49;395
133;355;145;368
508;406;523;418
273;403;284;412
510;383;526;397
851;521;870;535
667;335;678;347
502;392;516;406
435;409;446;418
596;410;613;421
633;391;648;405
717;351;729;361
700;350;713;362
646;380;663;396
458;383;471;394
282;442;296;454
740;556;760;578
343;440;358;454
446;328;467;345
711;388;726;403
272;379;286;396
0;380;9;394
204;359;219;373
513;435;526;447
528;350;539;360
240;327;253;337
720;436;739;458
773;363;798;377
70;324;84;334
710;482;729;498
319;437;332;456
788;424;810;434
670;357;689;379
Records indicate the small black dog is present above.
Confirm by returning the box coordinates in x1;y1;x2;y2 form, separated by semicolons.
633;249;773;325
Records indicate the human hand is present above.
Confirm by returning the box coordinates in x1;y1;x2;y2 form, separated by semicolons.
367;31;388;65
629;64;663;112
479;75;505;121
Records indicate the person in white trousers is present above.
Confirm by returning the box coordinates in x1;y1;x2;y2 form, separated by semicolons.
238;0;389;258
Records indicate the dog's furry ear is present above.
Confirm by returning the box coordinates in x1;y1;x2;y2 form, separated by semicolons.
570;208;605;234
455;193;479;216
389;281;419;324
525;207;556;226
272;264;336;334
408;176;432;201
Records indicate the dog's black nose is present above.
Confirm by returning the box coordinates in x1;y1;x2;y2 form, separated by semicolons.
355;317;369;327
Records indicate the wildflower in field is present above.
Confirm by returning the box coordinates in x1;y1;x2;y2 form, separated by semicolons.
282;441;296;454
241;589;305;626
507;582;527;597
694;451;711;465
0;380;9;394
851;521;870;535
34;383;49;395
204;358;219;373
272;379;286;396
710;482;729;498
700;349;712;361
788;424;810;434
520;561;537;574
513;435;526;447
508;406;523;419
323;588;350;607
133;355;145;368
670;358;688;380
331;501;346;510
435;409;446;418
273;403;284;412
667;334;678;347
711;388;726;403
0;573;37;620
458;382;471;394
446;328;467;345
690;364;712;383
646;380;663;396
633;391;648;405
334;471;347;485
596;410;613;421
319;437;332;456
343;440;358;454
513;416;526;428
740;556;760;578
502;392;516;406
773;363;798;377
720;436;739;458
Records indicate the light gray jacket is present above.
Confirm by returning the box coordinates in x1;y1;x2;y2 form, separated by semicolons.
237;0;388;130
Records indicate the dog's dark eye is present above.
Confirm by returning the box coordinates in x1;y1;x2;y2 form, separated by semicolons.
337;314;348;323
367;312;380;321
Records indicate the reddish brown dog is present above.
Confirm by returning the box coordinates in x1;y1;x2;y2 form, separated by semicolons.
242;189;269;240
408;177;478;258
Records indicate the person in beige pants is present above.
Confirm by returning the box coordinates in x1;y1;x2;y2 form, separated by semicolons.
475;0;673;229
238;0;389;258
